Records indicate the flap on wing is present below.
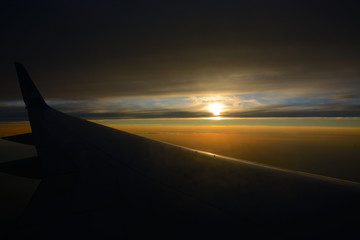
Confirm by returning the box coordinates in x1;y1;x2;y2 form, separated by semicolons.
0;156;42;179
2;133;34;145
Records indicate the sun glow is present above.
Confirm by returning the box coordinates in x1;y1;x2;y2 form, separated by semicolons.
207;103;224;116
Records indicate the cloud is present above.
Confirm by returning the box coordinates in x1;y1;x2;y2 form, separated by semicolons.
0;106;27;122
1;93;359;121
224;103;360;118
9;49;357;100
1;1;359;101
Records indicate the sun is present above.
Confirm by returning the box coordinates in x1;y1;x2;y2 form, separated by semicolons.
207;103;224;116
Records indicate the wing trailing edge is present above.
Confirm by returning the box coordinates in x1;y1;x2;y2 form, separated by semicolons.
2;133;34;145
0;156;42;179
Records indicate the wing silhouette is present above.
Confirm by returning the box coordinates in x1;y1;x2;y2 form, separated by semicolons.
2;63;360;239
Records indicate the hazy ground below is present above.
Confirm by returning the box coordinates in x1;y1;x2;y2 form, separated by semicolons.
1;120;359;223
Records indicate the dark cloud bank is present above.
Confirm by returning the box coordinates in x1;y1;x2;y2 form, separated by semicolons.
1;103;359;122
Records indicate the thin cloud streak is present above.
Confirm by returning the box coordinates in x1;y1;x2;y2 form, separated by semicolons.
0;93;359;121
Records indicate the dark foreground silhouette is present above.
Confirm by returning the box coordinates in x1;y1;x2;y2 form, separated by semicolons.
1;63;360;239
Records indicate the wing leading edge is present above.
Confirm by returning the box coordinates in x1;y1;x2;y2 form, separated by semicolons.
4;63;360;239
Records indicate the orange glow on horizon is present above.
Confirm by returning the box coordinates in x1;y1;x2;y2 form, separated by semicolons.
0;122;31;137
1;120;359;182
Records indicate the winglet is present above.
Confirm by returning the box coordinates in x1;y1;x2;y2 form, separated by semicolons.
14;62;49;110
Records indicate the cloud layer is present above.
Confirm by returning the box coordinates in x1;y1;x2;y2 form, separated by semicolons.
1;92;359;121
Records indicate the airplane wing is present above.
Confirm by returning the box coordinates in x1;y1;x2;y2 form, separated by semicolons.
2;63;360;239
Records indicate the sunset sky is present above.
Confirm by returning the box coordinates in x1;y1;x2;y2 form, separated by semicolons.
1;0;359;120
1;1;360;182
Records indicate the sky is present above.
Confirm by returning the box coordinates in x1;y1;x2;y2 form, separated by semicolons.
0;0;359;120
